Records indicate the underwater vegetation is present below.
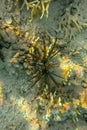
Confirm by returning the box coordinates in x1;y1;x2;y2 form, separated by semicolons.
17;0;52;21
57;1;87;40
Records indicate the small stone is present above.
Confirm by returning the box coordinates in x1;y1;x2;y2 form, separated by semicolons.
15;64;20;68
83;44;87;50
5;17;12;25
23;62;28;68
26;70;30;75
0;59;4;70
